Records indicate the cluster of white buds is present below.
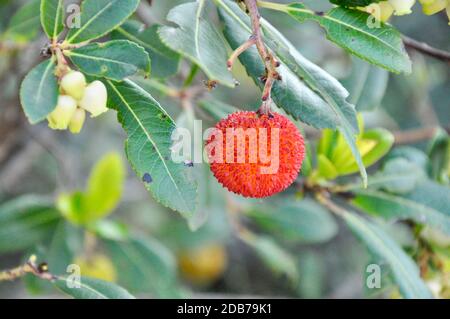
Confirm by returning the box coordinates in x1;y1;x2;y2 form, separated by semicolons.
362;0;416;22
362;0;450;23
47;70;108;134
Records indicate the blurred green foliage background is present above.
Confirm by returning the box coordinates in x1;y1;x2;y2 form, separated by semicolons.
0;0;449;298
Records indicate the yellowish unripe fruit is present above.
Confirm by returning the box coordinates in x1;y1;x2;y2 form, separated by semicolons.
178;244;228;286
78;81;108;117
74;254;117;282
420;0;447;15
47;95;77;130
389;0;416;15
69;108;86;134
60;71;86;100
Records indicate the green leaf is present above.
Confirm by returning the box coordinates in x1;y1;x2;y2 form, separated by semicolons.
317;154;339;180
84;152;125;220
20;59;58;124
385;146;430;172
241;234;299;283
3;0;41;43
297;252;325;298
361;158;426;194
330;0;383;7
56;153;125;225
54;276;135;299
217;0;367;186
342;58;389;111
246;198;338;243
105;79;197;217
338;209;432;298
428;129;449;184
65;0;139;44
337;128;394;175
275;3;411;73
66;40;150;81
159;1;235;87
105;237;179;297
112;21;181;79
352;180;450;235
40;0;64;40
91;220;129;241
198;99;239;121
46;222;84;275
0;195;60;253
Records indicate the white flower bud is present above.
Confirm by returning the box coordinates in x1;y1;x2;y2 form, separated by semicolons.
69;108;86;134
78;81;108;117
47;95;77;130
365;1;395;22
389;0;416;15
60;71;86;100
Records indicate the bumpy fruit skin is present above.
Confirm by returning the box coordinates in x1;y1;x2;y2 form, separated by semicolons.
206;111;305;198
79;80;108;117
69;108;86;134
178;244;228;286
60;71;86;100
74;254;117;282
47;95;77;130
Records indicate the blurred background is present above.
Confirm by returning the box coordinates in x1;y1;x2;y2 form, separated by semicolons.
0;0;449;298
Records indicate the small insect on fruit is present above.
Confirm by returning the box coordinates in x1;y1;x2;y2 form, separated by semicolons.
205;111;305;198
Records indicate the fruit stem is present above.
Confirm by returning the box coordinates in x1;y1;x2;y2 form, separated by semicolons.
243;0;280;115
54;47;70;79
227;35;257;70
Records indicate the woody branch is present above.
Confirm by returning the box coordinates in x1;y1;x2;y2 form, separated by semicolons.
227;0;281;114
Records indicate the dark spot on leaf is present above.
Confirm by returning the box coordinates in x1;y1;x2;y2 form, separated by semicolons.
158;113;168;120
315;11;324;16
142;173;152;183
101;65;108;73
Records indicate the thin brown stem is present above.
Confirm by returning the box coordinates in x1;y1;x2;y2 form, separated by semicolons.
315;191;346;217
394;126;448;145
0;255;56;282
54;47;70;79
227;35;257;70
402;35;450;63
243;0;280;114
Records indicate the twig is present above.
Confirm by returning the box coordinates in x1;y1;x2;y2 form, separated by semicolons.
0;255;56;282
315;191;346;217
394;126;447;145
240;0;281;114
402;35;450;63
227;35;256;70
